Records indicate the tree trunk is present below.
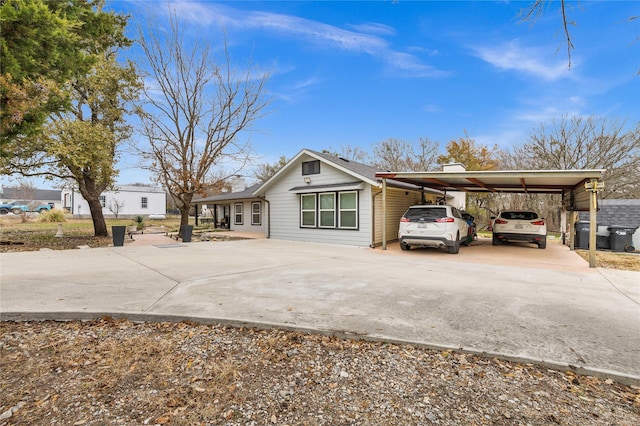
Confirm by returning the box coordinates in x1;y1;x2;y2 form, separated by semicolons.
179;202;191;238
87;197;108;237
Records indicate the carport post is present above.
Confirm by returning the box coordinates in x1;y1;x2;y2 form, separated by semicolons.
382;178;387;250
589;193;596;267
586;178;604;268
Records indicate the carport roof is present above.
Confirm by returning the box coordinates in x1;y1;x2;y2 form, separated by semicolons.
375;169;606;194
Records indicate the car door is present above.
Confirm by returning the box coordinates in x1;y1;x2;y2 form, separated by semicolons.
452;207;469;241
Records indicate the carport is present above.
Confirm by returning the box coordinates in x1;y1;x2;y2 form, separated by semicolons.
375;169;606;267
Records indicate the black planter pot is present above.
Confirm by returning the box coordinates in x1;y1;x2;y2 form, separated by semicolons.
112;226;126;247
181;225;193;243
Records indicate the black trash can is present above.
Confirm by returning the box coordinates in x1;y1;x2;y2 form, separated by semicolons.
574;221;590;249
180;225;193;243
607;226;637;252
112;226;126;247
596;235;610;250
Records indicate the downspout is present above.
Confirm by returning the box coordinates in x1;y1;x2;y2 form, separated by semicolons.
259;197;270;239
370;189;382;248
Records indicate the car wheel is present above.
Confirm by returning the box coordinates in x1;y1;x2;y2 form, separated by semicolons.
448;234;460;254
492;234;500;245
400;242;410;251
11;208;22;215
538;239;547;249
0;208;8;215
38;209;47;214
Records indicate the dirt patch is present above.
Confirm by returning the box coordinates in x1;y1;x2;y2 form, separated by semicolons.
1;318;638;425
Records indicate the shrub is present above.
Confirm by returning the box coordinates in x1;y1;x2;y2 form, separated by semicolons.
133;215;145;229
38;208;67;223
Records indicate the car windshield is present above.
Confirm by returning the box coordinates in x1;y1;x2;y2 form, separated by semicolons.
500;211;538;221
404;207;447;222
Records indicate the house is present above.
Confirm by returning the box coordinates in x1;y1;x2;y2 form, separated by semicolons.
252;149;445;247
61;185;167;218
193;177;267;235
1;187;62;208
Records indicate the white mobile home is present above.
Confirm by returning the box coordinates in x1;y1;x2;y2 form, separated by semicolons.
61;185;166;218
253;149;444;247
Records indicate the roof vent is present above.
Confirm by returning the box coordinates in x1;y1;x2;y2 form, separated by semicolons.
339;157;350;162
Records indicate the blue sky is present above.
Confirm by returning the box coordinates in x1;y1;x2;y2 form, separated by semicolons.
9;0;639;189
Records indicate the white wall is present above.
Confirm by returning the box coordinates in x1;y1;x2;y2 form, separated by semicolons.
62;188;166;217
264;153;374;247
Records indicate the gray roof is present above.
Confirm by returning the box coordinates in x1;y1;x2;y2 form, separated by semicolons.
305;149;382;182
193;184;262;203
1;188;61;201
579;199;640;228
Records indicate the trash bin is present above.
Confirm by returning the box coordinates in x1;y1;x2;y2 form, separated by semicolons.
607;226;637;253
574;221;590;249
180;225;193;243
112;226;126;247
596;235;610;250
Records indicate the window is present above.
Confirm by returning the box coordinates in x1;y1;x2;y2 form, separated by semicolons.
319;193;335;228
234;203;243;225
338;191;358;229
302;160;320;175
301;194;316;227
99;195;106;208
141;197;148;209
300;191;358;230
251;202;261;225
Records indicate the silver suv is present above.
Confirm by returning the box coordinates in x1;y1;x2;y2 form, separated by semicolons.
398;205;470;254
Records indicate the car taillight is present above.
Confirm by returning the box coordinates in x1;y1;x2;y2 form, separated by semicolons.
531;220;545;225
494;219;508;224
400;217;410;222
436;217;455;223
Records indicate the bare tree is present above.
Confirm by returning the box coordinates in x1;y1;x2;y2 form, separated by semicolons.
254;155;288;184
322;144;370;163
520;0;576;68
372;137;440;171
14;180;36;222
137;16;270;229
107;197;125;218
520;1;639;71
509;116;640;199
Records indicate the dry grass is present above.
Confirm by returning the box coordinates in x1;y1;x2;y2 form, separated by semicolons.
0;215;184;252
575;249;640;271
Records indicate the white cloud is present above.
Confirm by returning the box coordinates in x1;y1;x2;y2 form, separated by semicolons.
163;1;443;77
472;40;572;81
348;22;396;36
422;104;442;113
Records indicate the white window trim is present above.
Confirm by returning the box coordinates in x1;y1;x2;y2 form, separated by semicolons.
300;194;316;228
318;193;336;228
251;202;261;226
234;203;243;225
338;191;358;229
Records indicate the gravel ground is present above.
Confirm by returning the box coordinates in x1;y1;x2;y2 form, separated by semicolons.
1;318;638;425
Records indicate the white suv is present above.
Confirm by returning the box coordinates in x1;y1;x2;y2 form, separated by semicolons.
398;205;470;254
492;211;547;249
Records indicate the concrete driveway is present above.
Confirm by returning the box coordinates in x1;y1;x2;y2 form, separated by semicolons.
1;237;639;383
